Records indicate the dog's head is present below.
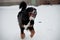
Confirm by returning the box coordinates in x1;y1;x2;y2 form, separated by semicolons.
26;7;37;21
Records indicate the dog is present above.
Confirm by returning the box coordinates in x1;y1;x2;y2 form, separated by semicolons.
17;1;37;39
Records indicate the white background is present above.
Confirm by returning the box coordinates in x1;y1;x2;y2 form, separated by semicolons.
0;5;60;40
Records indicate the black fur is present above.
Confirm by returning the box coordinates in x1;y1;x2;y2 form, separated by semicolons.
19;1;27;11
30;20;34;25
17;1;37;34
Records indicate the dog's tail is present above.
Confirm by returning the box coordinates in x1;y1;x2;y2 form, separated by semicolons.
19;1;27;11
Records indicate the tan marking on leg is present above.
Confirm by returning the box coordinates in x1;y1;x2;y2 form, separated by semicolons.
21;33;25;39
30;30;35;38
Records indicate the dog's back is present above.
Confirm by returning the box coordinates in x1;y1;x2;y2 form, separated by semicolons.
17;1;29;25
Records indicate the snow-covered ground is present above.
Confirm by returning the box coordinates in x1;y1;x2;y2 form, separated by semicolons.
0;5;60;40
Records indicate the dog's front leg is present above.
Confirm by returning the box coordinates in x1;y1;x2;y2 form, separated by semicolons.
30;30;35;38
28;25;35;38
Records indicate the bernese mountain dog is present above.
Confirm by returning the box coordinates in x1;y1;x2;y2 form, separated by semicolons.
17;1;37;39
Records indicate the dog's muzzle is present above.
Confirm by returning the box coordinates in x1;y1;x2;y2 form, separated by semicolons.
29;13;36;20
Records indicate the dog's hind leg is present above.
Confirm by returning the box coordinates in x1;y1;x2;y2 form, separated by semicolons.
20;25;25;39
17;16;25;39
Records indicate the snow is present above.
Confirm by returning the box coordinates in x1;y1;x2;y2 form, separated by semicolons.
0;5;60;40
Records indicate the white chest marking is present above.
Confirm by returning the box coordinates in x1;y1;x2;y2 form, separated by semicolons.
23;21;30;29
29;16;35;20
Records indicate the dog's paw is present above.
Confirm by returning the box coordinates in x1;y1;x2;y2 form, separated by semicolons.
30;30;35;38
21;33;25;39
